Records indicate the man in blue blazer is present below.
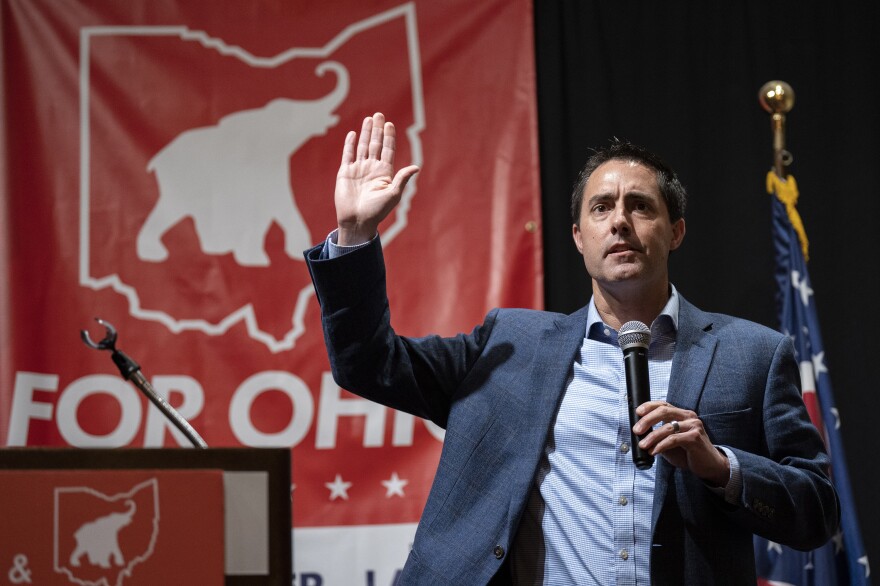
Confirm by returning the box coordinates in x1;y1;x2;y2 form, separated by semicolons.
305;113;838;584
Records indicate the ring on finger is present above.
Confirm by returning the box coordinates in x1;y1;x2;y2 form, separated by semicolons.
670;421;680;433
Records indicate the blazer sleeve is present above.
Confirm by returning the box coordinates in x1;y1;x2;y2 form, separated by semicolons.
727;334;839;550
304;238;495;428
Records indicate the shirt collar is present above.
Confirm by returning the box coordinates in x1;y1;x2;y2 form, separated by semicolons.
586;284;680;342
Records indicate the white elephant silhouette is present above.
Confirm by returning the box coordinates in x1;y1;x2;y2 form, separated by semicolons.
69;499;137;569
137;61;350;266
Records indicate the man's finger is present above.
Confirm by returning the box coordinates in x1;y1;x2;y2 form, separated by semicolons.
633;407;671;434
340;131;356;166
381;122;397;165
356;116;372;160
368;113;385;159
391;165;420;195
636;400;669;417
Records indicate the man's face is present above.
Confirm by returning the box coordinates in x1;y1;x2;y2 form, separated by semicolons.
572;159;685;291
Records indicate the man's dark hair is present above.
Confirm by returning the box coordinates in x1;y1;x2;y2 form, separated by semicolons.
570;139;687;225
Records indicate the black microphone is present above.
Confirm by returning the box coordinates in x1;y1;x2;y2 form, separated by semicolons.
618;320;654;470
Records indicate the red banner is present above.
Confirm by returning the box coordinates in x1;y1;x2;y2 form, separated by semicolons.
1;0;540;580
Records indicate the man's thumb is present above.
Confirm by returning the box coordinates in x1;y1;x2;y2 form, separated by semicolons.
391;165;420;193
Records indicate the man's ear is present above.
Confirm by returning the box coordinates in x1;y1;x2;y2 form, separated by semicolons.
572;223;584;254
669;218;686;250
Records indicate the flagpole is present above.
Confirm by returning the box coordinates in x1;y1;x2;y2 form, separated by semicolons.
758;80;795;177
759;80;809;260
755;81;873;585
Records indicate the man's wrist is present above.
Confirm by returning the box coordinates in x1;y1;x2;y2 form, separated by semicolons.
715;446;742;504
337;224;377;246
326;229;376;259
710;448;731;488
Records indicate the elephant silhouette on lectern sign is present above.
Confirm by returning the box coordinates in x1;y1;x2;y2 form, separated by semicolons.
69;499;137;569
137;61;350;266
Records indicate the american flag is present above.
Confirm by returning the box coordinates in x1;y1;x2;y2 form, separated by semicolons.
754;172;871;585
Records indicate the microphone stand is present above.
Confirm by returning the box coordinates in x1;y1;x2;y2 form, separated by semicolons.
81;318;208;449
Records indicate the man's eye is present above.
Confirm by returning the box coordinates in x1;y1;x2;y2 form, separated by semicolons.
592;204;608;213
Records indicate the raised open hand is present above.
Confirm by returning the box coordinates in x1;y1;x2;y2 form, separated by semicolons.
335;112;420;245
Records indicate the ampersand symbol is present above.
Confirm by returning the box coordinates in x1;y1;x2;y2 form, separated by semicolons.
7;554;31;584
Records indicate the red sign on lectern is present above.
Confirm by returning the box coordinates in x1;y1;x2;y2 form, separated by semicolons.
0;469;224;585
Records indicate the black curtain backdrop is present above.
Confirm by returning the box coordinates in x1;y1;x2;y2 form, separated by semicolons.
535;0;880;570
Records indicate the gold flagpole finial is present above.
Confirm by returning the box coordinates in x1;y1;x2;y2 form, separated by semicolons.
759;80;809;260
758;81;795;177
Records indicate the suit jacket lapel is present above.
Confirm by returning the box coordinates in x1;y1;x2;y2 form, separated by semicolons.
653;295;718;529
666;297;717;411
533;305;592;422
507;306;590;520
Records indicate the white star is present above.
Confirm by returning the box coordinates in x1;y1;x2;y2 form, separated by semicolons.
767;540;783;554
831;529;844;554
811;351;828;378
831;408;841;430
325;474;352;501
859;555;870;578
381;472;409;498
791;270;814;307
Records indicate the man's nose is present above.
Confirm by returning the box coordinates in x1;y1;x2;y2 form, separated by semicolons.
611;208;631;234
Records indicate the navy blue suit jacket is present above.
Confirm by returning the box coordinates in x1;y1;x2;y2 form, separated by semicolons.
305;239;838;585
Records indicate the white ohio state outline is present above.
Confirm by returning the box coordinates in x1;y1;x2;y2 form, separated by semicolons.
54;478;160;586
79;3;425;352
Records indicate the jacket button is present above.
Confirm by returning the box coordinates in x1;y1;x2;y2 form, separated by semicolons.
493;545;505;559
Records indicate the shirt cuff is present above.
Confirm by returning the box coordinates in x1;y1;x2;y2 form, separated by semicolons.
325;229;377;259
706;446;742;505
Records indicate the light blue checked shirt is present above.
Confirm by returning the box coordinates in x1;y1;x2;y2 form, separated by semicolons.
510;290;740;585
